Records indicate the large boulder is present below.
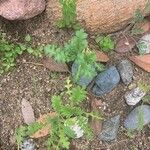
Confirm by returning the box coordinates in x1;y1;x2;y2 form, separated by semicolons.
0;0;46;20
47;0;148;33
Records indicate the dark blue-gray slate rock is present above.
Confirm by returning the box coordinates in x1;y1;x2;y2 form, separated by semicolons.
71;62;97;87
92;66;120;96
99;115;120;141
117;59;133;85
21;139;36;150
124;105;150;130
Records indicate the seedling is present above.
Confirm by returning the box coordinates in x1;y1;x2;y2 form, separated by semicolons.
95;35;115;52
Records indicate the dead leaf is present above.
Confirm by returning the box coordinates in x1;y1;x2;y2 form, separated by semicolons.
43;57;69;73
31;112;56;138
21;99;35;125
116;36;136;53
94;50;109;62
129;54;150;72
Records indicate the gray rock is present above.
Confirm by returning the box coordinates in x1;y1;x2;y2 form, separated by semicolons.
124;105;150;130
0;0;46;20
99;115;120;141
71;62;96;87
117;59;133;85
21;139;36;150
92;66;120;96
137;34;150;55
125;87;146;106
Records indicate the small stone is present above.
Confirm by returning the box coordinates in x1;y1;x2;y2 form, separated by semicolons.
99;115;120;141
21;139;36;150
137;34;150;55
92;66;120;96
117;59;133;85
125;87;146;106
71;62;96;87
124;105;150;130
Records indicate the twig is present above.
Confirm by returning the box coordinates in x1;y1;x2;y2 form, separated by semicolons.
22;61;44;67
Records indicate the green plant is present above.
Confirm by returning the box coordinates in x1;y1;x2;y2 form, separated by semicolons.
0;33;43;74
131;0;150;35
0;33;25;74
58;0;77;28
138;81;150;93
44;29;104;83
95;35;115;52
15;78;102;150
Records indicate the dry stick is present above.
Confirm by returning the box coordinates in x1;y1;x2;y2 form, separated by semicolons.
121;32;133;51
22;61;44;67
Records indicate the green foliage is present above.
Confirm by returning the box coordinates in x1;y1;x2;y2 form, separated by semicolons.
95;35;115;52
58;0;77;28
44;29;104;83
0;33;43;74
16;78;103;150
0;33;25;74
15;122;43;149
138;81;150;93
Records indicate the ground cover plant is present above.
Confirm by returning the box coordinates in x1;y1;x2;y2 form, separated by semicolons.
44;29;104;83
15;78;102;150
0;33;43;74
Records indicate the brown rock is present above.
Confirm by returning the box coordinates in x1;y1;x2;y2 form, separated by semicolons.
47;0;148;33
0;0;46;20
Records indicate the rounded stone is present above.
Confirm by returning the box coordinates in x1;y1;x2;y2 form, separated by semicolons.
71;62;96;87
124;105;150;130
92;66;120;96
117;59;133;85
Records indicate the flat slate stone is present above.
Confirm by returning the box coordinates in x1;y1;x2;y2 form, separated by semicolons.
117;59;133;85
137;34;150;55
71;62;96;87
124;105;150;130
92;66;120;96
125;87;146;106
99;115;120;141
21;139;36;150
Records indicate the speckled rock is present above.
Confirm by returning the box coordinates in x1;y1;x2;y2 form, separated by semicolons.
125;87;146;106
117;60;133;85
99;115;120;141
92;66;120;96
137;34;150;55
21;139;36;150
71;62;96;87
0;0;46;20
124;105;150;130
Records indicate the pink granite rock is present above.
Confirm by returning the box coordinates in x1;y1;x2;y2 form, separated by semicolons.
0;0;46;20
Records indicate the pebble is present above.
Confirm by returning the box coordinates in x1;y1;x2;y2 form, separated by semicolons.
137;34;150;55
125;87;146;106
92;66;120;96
124;105;150;130
99;115;120;141
117;59;133;85
21;139;36;150
71;61;96;87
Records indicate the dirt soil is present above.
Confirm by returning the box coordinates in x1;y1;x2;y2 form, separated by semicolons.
0;2;150;150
